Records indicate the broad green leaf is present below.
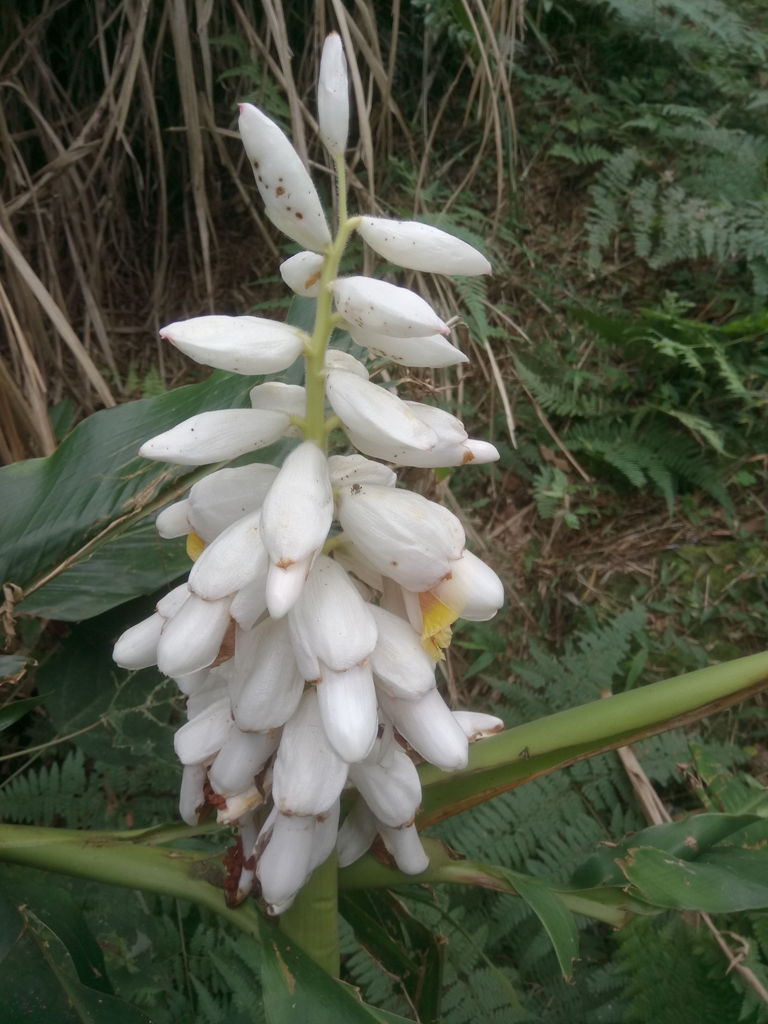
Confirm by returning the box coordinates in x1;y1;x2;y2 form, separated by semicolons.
619;843;768;912
570;813;765;889
258;915;417;1023
0;876;112;994
0;888;152;1023
493;870;578;981
0;695;47;733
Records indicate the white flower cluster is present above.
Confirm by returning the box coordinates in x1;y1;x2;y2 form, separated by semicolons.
113;33;505;915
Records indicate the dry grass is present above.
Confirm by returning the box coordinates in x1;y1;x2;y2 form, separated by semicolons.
0;0;524;463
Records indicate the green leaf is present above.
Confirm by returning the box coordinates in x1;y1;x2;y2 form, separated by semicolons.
0;887;152;1023
494;870;578;981
258;915;417;1023
0;695;47;733
0;657;31;683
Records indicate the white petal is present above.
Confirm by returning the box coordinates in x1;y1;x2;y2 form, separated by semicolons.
139;410;290;465
260;442;333;605
349;747;422;827
332;542;384;591
113;612;163;669
174;667;211;696
188;510;268;601
272;689;349;816
156;500;191;538
188;463;279;543
179;763;208;825
156;594;232;678
461;440;500;465
453;710;505;741
380;577;410;621
327;454;397;489
217;784;264;825
431;549;504;621
239;103;331;252
288;555;378;679
334;277;448;338
209;727;279;795
258;812;316;909
231;618;304;732
230;574;268;630
337;484;464;592
280;251;324;298
378;822;429;875
318;33;349;157
348;324;468;368
368;605;435;701
160;316;304;374
325;348;368;379
310;798;341;872
336;798;377;867
378;688;468;771
249;381;307;434
174;695;233;765
401;587;423;633
186;681;229;720
316;661;378;763
265;556;313;621
358;218;491;276
326;371;437;450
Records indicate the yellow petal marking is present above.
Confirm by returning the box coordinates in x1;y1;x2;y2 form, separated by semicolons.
418;591;459;662
186;531;206;562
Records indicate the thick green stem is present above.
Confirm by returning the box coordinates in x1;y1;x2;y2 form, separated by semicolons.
279;852;340;976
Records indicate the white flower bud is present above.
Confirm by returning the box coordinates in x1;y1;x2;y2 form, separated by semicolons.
173;695;233;765
229;573;268;630
332;542;384;591
156;583;192;620
316;661;378;763
279;251;324;298
378;688;468;771
358;217;491;276
378;822;429;875
328;454;397;489
188;509;268;601
139;410;290;466
249;382;307;440
349;747;422;827
179;763;207;826
188;463;279;543
231;618;304;732
309;798;341;872
185;675;230;719
113;612;164;670
209;726;279;795
174;667;211;696
156;593;232;678
334;277;448;338
288;555;378;680
160;316;304;374
258;811;316;910
430;548;504;621
156;500;192;538
337;484;464;592
318;33;349;157
368;605;435;701
239;103;331;253
325;349;368;378
266;556;313;622
326;371;437;451
260;441;334;617
453;710;505;741
348;324;468;368
272;689;349;816
336;798;377;867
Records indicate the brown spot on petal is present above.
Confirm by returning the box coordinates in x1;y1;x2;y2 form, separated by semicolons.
211;619;237;666
275;186;285;197
462;450;475;464
370;835;397;869
304;271;322;289
253;160;260;169
295;212;303;219
276;557;295;569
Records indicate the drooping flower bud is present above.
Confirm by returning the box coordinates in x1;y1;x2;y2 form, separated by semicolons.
326;370;437;451
257;810;316;911
238;103;331;253
187;463;279;543
174;695;233;765
188;510;268;601
156;593;233;678
337;483;464;592
378;822;429;875
279;251;325;297
333;277;448;337
377;687;468;771
429;548;505;621
453;710;505;741
231;618;304;732
156;499;192;538
357;217;491;276
336;797;377;867
160;316;305;374
113;612;164;670
318;33;349;157
327;453;397;489
139;410;290;465
347;324;468;368
348;746;422;827
208;726;279;795
260;441;334;617
368;605;435;701
179;763;207;826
